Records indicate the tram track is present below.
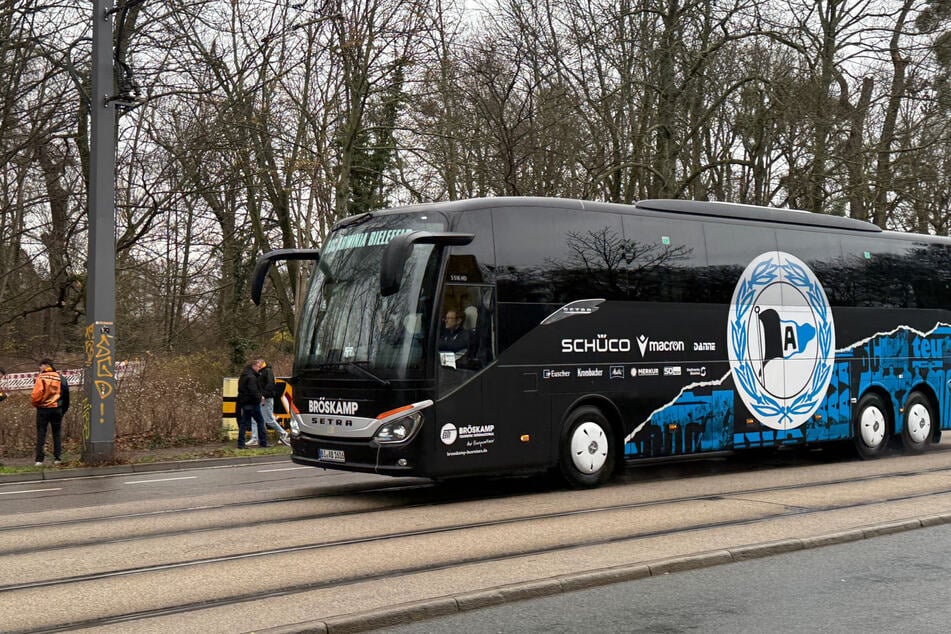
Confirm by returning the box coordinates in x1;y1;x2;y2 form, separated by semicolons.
0;445;932;534
6;475;951;595
0;479;435;533
6;451;951;632
9;480;951;634
4;458;951;557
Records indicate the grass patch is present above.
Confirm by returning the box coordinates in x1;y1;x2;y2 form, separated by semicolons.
134;445;291;462
0;465;44;475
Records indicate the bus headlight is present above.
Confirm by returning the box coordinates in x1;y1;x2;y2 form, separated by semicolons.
283;394;302;438
375;411;422;444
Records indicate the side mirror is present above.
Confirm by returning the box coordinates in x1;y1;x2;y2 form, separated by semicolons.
250;248;321;305
380;232;474;296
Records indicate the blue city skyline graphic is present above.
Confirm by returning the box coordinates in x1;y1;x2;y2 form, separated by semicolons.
624;323;951;458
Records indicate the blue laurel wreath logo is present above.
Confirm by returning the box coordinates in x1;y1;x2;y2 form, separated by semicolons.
728;252;834;430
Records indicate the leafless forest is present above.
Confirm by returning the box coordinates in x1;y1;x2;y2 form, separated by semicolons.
2;0;951;370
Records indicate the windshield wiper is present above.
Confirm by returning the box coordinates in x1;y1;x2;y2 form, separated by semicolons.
334;212;373;230
315;362;390;386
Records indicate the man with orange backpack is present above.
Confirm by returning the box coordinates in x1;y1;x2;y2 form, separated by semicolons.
31;358;70;467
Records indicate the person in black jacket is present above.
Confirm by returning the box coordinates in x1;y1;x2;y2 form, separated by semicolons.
249;360;289;446
236;358;267;449
438;310;470;353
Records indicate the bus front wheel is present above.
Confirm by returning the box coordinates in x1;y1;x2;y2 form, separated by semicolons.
901;392;934;454
559;406;615;488
853;393;890;460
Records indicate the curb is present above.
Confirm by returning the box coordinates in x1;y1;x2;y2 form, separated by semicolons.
0;454;287;483
254;511;951;634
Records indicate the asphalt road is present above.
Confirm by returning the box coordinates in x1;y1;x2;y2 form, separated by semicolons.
380;521;951;633
0;458;400;514
4;444;951;632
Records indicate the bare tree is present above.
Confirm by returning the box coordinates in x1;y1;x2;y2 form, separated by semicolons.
0;1;86;355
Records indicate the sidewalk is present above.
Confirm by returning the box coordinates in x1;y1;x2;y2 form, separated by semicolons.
0;441;291;482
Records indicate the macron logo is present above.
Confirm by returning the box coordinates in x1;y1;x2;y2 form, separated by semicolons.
637;335;649;357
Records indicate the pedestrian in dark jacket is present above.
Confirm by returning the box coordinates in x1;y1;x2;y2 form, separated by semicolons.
236;358;267;449
250;360;290;446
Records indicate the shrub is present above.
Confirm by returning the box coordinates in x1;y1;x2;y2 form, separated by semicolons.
0;351;290;458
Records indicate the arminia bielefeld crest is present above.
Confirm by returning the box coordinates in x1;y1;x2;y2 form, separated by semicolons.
728;252;835;431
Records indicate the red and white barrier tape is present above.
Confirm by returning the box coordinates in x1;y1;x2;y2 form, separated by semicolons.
0;361;142;393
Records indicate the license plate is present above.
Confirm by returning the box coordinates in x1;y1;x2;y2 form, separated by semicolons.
318;448;345;463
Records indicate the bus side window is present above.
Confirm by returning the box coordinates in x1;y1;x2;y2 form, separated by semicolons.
468;287;495;367
439;284;495;371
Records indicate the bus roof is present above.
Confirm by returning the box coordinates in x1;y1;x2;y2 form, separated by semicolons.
636;199;882;233
356;196;885;234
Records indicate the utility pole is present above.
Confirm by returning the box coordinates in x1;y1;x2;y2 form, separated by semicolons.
84;0;117;463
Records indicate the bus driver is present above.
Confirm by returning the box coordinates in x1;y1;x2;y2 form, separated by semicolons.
438;310;470;353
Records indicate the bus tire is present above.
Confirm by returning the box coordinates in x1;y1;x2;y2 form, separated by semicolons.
901;392;934;454
559;406;615;488
853;393;890;459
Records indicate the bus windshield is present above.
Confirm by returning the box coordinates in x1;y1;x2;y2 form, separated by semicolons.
296;213;446;379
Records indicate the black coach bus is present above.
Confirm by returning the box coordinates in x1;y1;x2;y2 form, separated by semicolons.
251;197;951;487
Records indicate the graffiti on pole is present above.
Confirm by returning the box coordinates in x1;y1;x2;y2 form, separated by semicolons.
82;399;92;448
85;321;116;426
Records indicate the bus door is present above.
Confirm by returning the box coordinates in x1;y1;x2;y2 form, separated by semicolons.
436;278;548;471
434;281;500;472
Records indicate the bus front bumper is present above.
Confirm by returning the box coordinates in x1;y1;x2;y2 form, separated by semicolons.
290;434;419;476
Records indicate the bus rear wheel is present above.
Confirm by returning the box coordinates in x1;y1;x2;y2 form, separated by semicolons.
901;392;934;454
853;393;890;460
559;406;615;488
